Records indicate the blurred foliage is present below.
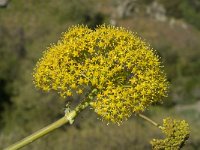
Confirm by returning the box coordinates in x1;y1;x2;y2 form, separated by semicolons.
180;0;200;30
0;0;200;149
158;0;200;29
0;26;20;118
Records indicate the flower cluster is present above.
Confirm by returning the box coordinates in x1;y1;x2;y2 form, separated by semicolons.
33;25;169;124
151;117;190;150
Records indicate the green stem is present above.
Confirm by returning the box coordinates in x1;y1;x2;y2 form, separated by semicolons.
138;113;161;129
4;101;89;150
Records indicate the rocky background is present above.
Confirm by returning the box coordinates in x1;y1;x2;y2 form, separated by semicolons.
0;0;200;149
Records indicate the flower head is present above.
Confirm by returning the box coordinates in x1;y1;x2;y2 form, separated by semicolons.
151;117;190;150
33;25;169;124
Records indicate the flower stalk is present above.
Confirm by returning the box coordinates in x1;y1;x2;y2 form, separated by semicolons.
4;101;90;150
138;113;161;128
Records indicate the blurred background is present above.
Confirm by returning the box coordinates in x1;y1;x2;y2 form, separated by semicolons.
0;0;200;149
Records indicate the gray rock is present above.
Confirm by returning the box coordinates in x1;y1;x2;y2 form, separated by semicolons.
146;1;167;22
114;0;137;19
0;0;9;8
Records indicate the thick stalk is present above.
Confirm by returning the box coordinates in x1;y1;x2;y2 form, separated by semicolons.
4;101;89;150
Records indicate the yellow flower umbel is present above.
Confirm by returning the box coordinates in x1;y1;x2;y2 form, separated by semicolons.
151;117;190;150
33;25;169;124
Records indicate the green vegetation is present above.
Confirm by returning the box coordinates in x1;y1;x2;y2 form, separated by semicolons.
158;0;200;29
0;0;200;149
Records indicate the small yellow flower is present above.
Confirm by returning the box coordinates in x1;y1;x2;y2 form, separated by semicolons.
70;83;76;89
66;90;72;96
77;89;83;94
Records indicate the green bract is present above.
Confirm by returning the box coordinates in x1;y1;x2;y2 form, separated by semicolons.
33;25;169;124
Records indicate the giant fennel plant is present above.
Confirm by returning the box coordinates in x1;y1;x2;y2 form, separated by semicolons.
5;25;190;150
